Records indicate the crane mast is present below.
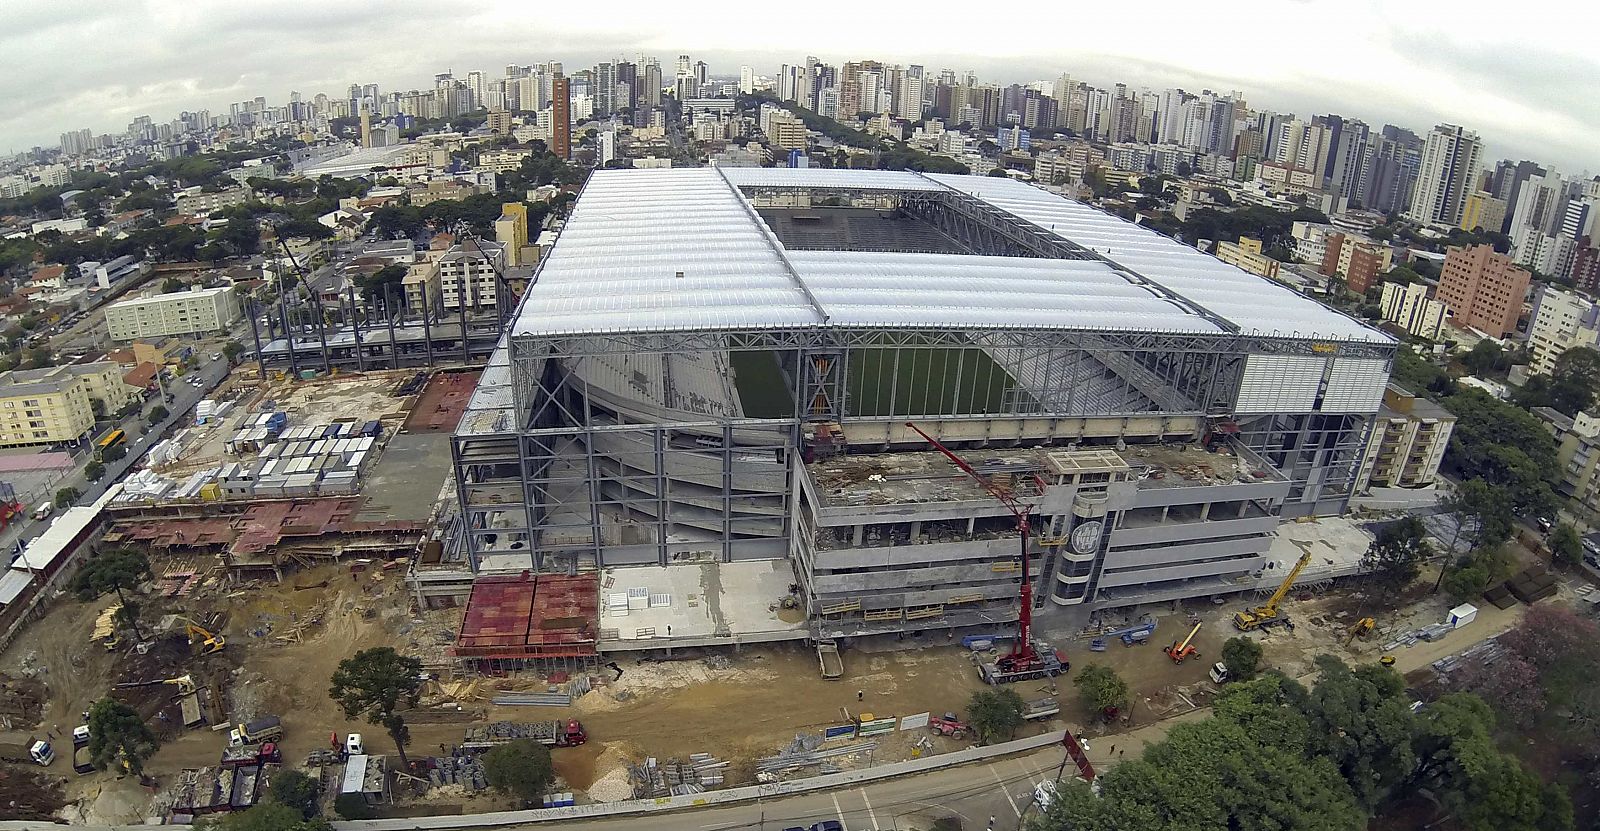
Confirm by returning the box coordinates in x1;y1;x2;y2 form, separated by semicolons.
904;422;1042;671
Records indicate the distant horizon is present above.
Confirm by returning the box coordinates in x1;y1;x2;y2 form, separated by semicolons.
3;1;1596;173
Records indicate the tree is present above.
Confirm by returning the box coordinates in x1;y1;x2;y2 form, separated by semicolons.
1298;656;1414;809
1219;637;1263;681
267;768;321;819
986;167;1009;177
1072;664;1129;718
210;802;332;831
222;341;244;363
1548;523;1582;565
148;405;169;424
1442;479;1515;552
329;647;423;767
1460;339;1508;376
482;739;555;804
54;486;79;508
85;460;105;481
332;793;373;820
1361;516;1431;594
161;277;185;293
102;443;127;463
85;698;158;775
966;688;1026;744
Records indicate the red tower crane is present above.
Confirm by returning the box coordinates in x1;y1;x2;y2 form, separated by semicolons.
905;422;1067;684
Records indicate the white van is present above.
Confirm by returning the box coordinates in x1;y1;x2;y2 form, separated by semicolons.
31;502;52;520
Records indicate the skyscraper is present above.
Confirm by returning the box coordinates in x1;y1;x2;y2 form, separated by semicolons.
1405;124;1484;227
551;76;572;160
739;65;755;95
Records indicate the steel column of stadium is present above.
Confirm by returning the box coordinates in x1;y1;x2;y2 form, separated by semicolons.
246;297;265;380
278;299;299;378
346;284;366;373
382;284;400;368
652;426;670;567
419;287;434;367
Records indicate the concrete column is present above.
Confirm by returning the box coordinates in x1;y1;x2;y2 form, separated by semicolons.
909;520;921;541
1200;502;1212;521
1238;501;1249;518
852;525;864;547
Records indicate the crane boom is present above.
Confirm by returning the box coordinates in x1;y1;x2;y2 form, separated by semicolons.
1260;551;1311;615
904;421;1036;666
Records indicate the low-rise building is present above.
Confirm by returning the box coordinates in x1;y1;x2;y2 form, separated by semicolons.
437;239;506;312
175;187;250;216
1355;383;1455;492
1321;232;1393;294
477;148;534;174
105;286;242;341
1379;281;1449;340
0;363;142;447
1214;237;1280;280
409;179;492;207
1539;408;1600;515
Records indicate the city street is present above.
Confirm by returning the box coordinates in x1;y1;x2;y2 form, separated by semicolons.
1;349;234;558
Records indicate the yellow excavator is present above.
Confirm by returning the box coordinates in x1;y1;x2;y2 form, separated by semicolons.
114;673;197;696
1233;551;1311;631
1345;617;1376;646
176;617;226;655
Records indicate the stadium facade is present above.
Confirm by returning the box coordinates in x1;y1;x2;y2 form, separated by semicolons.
452;168;1395;639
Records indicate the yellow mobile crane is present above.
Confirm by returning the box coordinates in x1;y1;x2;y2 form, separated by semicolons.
1233;551;1311;631
114;674;197;696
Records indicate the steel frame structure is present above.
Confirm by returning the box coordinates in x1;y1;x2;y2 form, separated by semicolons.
452;322;1394;572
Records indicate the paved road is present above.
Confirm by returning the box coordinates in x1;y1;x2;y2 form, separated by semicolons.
3;352;232;560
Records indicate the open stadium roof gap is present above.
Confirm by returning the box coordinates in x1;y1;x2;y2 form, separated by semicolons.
509;167;1388;344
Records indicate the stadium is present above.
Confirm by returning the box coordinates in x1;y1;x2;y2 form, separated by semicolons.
451;167;1395;644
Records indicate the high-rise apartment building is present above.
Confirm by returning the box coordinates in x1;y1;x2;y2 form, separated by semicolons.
1405;124;1483;227
739;65;755;95
551;76;571;160
1362;127;1421;214
1379;281;1449;340
1460;191;1508;233
1354;383;1455;493
1527;284;1600;375
1435;244;1531;337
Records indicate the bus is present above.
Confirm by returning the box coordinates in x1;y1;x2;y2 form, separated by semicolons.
94;429;127;460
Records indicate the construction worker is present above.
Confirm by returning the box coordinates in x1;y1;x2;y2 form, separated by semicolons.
857;690;864;702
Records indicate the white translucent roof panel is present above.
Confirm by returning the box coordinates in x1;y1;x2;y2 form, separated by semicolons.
719;167;937;191
512;168;824;336
926;174;1391;343
788;251;1221;333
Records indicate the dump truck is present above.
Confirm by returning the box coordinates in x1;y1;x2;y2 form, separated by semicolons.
0;731;54;766
461;720;587;750
71;726;93;775
220;743;281;768
227;716;283;747
816;639;843;679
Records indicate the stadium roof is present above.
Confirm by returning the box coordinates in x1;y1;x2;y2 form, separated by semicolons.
512;167;1387;343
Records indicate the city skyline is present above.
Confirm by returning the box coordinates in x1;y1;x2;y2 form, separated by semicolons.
3;0;1597;172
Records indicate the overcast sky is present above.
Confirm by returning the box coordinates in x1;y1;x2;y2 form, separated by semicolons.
3;0;1595;173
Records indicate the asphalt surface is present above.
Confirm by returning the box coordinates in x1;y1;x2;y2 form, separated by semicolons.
2;351;233;559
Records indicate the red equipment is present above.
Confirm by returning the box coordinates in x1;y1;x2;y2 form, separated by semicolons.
928;712;970;738
905;421;1053;680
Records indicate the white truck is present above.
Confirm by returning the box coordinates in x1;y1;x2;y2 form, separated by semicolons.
0;731;55;766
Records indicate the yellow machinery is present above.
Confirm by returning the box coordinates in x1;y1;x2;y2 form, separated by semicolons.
114;674;197;696
1165;622;1202;664
176;617;226;655
1233;552;1311;631
1345;617;1376;645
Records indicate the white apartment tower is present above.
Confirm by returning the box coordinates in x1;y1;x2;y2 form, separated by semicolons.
1405;124;1484;227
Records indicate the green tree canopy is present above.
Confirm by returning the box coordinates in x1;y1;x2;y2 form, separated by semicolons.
206;802;332;831
266;768;321;819
966;688;1026;744
1072;664;1130;717
72;548;150;603
329;647;423;767
482;739;555;803
86;698;158;775
1548;523;1581;565
1361;516;1432;593
54;486;80;508
1219;637;1263;682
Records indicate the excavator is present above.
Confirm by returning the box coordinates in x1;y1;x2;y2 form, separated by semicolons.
114;674;197;696
1165;622;1202;664
1232;551;1312;632
1345;617;1376;646
175;617;226;655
